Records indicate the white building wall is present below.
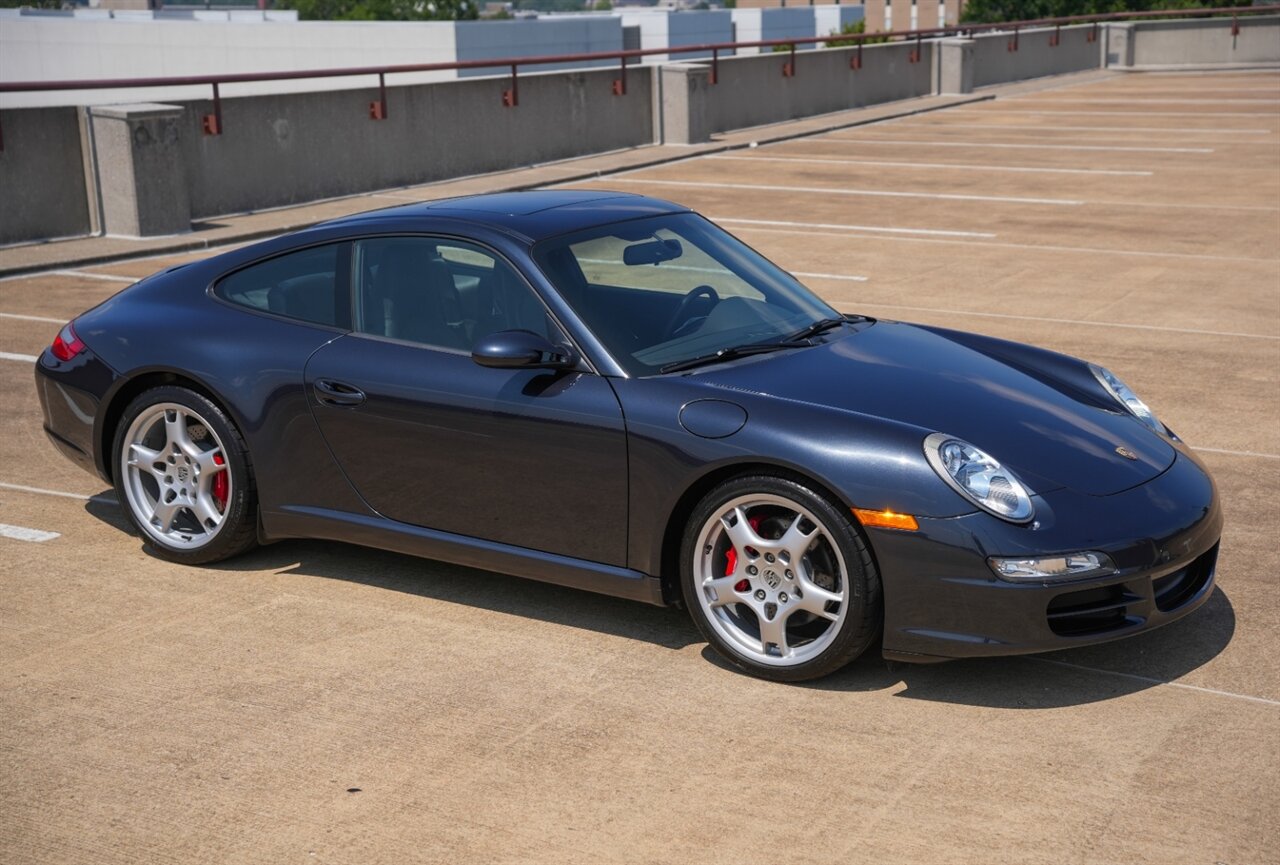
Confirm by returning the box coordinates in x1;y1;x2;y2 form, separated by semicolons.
0;16;460;107
813;6;866;41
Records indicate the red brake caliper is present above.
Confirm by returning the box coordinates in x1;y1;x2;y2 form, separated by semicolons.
729;516;764;592
212;453;228;511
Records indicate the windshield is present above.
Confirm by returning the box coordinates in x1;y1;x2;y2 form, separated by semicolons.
532;212;842;376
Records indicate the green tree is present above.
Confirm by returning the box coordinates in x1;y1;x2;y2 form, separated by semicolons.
824;20;891;48
593;0;612;9
279;0;478;21
961;0;1250;25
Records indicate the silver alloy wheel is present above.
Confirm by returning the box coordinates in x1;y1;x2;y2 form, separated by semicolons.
693;493;849;667
120;402;231;550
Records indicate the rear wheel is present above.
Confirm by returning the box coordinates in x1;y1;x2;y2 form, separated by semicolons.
681;475;880;682
113;386;258;565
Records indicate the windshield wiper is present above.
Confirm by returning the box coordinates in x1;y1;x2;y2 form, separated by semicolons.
660;341;802;374
784;317;849;343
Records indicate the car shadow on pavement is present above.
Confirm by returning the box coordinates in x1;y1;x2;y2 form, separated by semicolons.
85;499;1236;707
196;537;705;651
784;587;1236;709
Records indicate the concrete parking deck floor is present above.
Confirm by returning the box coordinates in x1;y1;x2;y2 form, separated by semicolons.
2;71;1278;864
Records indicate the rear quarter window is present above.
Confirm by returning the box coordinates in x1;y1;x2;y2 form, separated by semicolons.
215;243;346;328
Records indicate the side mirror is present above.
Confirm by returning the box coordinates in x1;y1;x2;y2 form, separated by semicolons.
471;329;578;370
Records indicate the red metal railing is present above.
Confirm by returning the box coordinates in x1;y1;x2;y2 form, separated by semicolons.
0;4;1275;149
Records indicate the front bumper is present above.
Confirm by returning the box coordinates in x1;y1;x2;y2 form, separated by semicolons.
874;448;1222;662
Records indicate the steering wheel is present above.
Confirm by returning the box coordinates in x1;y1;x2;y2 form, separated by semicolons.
663;284;720;340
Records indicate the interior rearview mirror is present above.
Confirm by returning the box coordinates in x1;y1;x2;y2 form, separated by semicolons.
623;238;682;266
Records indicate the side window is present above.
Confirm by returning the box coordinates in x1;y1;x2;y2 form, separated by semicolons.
216;243;345;328
353;237;559;351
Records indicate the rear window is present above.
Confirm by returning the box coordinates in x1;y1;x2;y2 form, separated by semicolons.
216;244;346;328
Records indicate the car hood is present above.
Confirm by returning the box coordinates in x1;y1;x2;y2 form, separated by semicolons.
694;321;1175;497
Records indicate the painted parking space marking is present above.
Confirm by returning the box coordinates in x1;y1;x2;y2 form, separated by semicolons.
816;138;1215;154
1008;97;1280;105
792;272;868;283
0;351;38;363
907;122;1274;135
0;481;118;505
958;108;1280;119
724;224;1280;264
708;154;1154;176
849;300;1280;341
52;270;137;284
1196;447;1280;460
1026;658;1280;708
0;523;60;543
710;217;997;239
605;178;1085;207
0;312;63;324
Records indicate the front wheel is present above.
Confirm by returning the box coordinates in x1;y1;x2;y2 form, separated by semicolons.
112;385;259;565
681;475;881;682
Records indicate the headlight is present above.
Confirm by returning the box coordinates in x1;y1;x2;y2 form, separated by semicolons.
923;433;1035;523
1090;364;1164;435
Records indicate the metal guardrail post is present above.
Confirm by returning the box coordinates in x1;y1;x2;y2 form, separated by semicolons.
851;39;864;71
1050;24;1061;47
710;48;719;85
502;64;518;107
1008;26;1020;53
613;56;627;96
782;43;796;78
370;72;388;120
201;82;222;135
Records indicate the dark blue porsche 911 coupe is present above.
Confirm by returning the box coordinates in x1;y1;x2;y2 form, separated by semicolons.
35;190;1221;681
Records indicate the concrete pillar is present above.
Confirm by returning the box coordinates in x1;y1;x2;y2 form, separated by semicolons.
1106;23;1135;68
90;103;191;237
937;38;975;95
659;63;712;145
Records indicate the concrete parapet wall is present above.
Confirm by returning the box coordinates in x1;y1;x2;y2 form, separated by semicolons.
0;107;91;245
703;41;933;135
179;67;652;220
1130;15;1280;66
971;24;1102;88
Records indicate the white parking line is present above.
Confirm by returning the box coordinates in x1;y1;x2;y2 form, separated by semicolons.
960;109;1280;119
711;217;996;239
908;122;1273;135
0;481;118;504
604;178;1084;207
792;272;868;283
0;351;38;363
1195;447;1280;460
0;523;60;543
708;154;1154;177
817;138;1214;154
1026;658;1280;708
848;300;1280;341
52;270;137;284
0;312;63;324
1011;97;1280;105
725;224;1280;265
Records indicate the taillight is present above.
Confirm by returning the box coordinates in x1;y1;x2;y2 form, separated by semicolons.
50;322;86;362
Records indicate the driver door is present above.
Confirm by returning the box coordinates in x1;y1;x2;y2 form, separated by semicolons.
304;236;629;567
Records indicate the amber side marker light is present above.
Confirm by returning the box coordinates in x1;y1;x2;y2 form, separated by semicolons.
852;508;919;532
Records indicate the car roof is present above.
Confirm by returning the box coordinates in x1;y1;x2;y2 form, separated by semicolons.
323;190;689;242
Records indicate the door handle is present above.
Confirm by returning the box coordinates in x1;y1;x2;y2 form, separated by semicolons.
314;379;366;407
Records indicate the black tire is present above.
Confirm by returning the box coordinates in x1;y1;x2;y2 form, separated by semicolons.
680;474;881;682
111;385;259;565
